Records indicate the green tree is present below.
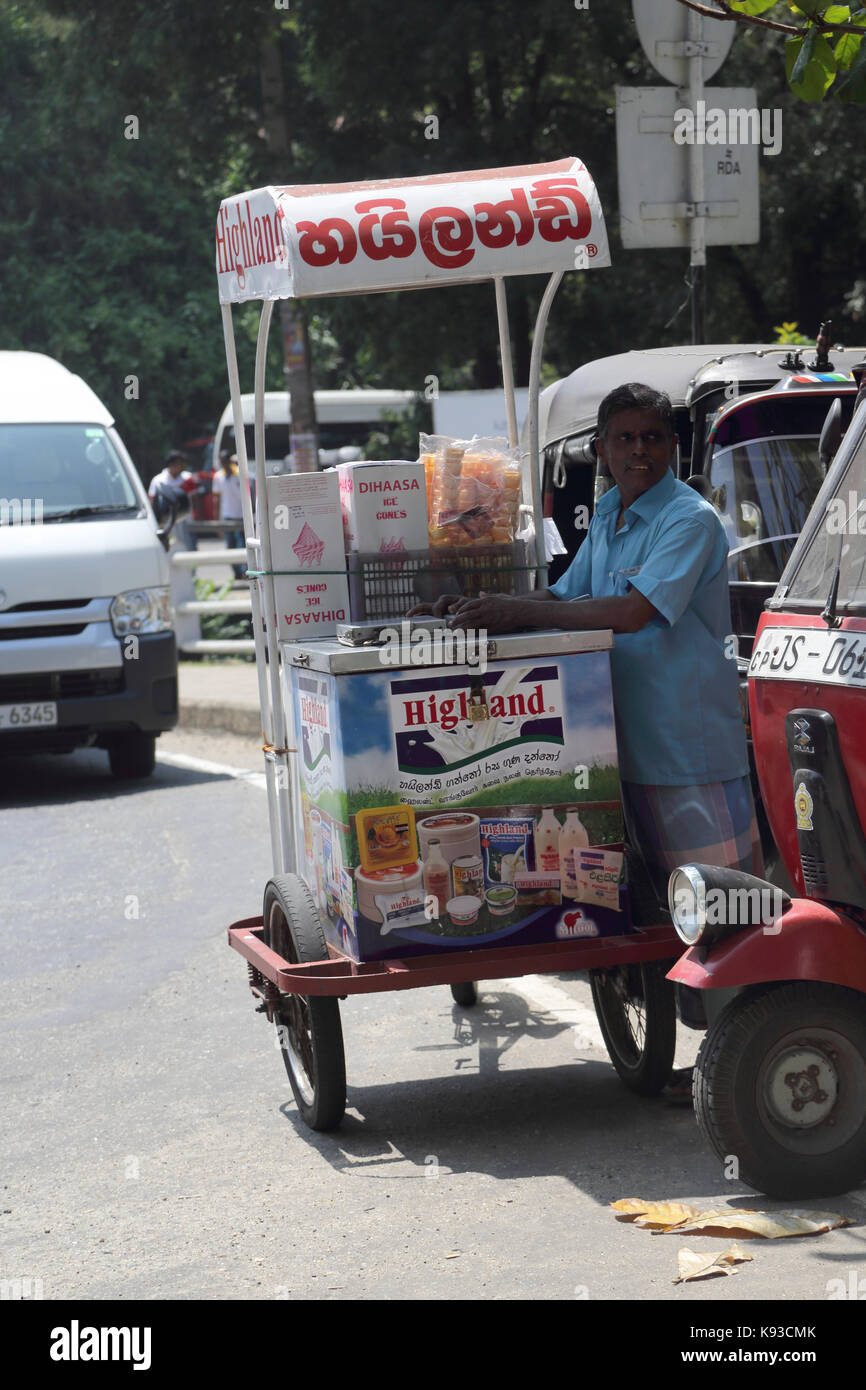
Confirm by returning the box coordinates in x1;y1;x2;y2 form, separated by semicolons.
674;2;866;101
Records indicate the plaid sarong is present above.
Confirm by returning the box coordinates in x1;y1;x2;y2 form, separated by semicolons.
621;774;764;899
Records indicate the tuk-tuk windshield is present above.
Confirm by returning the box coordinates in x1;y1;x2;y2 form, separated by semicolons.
783;427;866;609
709;437;824;582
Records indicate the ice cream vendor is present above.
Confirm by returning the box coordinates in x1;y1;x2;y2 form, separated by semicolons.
415;382;763;899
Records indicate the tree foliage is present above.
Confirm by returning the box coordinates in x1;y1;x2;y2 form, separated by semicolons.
3;0;866;480
675;2;866;101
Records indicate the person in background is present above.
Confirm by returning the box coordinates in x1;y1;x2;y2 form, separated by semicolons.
211;450;246;580
147;449;197;551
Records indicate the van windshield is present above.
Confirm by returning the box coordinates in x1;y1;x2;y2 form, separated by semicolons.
0;424;140;522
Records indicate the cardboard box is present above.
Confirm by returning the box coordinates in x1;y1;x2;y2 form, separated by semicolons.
266;471;349;639
336;461;428;554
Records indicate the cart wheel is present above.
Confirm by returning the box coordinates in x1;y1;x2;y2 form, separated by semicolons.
589;961;676;1096
450;981;478;1008
263;874;346;1132
694;982;866;1198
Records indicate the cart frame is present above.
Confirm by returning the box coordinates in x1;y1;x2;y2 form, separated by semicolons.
215;160;682;1127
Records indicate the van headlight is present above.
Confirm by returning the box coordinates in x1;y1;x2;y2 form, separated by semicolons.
110;587;173;636
668;863;791;949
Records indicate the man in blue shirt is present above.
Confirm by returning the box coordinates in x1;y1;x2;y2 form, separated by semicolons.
440;383;762;897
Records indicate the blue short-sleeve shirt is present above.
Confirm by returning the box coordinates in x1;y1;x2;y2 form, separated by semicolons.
550;468;748;786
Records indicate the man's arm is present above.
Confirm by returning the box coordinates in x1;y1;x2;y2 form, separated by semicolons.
449;587;658;635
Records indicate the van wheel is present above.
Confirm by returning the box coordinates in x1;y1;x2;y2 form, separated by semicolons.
108;733;156;779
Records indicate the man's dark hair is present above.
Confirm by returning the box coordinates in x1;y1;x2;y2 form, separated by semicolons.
164;449;188;467
597;383;675;440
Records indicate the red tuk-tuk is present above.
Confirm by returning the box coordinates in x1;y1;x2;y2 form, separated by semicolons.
668;377;866;1197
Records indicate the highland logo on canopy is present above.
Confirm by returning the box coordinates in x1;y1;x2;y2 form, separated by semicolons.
215;196;286;276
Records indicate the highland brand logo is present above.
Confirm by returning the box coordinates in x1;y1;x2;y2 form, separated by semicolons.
399;683;547;733
389;664;564;775
215;197;286;277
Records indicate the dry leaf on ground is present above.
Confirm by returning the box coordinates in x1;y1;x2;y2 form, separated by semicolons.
612;1198;853;1239
674;1244;754;1283
611;1198;702;1226
668;1209;853;1239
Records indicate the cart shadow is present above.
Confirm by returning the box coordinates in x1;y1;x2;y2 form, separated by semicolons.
0;748;238;808
273;987;866;1218
272;987;737;1208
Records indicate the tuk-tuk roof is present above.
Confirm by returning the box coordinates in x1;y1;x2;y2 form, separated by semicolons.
215;158;610;304
537;344;776;450
687;346;866;409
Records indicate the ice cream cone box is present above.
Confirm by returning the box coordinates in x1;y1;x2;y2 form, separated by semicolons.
335;460;429;554
282;630;631;963
266;470;350;639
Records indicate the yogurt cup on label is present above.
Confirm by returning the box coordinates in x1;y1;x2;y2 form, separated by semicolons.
446;895;482;927
485;885;516;917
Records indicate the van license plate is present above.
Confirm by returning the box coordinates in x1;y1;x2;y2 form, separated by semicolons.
0;702;58;729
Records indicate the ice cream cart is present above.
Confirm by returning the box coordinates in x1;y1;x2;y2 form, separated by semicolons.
216;159;684;1129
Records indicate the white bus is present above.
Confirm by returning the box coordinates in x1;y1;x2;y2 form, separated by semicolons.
213;389;416;474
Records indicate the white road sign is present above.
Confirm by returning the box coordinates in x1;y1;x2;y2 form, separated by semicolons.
632;0;735;85
616;86;760;250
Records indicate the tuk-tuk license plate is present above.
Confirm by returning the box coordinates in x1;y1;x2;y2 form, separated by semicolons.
749;626;866;688
0;702;58;729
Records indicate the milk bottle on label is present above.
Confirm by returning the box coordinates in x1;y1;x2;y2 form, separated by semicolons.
422;838;451;919
534;807;561;876
560;809;590;901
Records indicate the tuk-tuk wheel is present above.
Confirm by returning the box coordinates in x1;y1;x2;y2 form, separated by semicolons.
694;982;866;1198
263;874;346;1132
589;961;677;1096
450;982;478;1007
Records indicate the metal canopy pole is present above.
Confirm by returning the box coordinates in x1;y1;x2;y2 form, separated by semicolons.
220;300;283;874
253;300;294;877
494;277;518;449
527;270;563;591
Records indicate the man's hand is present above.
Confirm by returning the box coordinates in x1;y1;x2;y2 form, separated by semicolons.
407;592;463;619
448;592;529;634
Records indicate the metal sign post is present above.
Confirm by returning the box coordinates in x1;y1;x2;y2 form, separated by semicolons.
687;7;706;342
623;0;755;342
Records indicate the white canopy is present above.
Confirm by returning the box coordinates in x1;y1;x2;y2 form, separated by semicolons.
216;158;610;303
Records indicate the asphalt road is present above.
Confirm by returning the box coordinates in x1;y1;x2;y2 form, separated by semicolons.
2;726;865;1304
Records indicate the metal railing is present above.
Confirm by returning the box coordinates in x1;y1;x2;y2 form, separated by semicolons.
169;521;254;655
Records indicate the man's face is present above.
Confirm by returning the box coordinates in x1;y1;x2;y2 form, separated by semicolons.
168;461;184;478
596;407;674;506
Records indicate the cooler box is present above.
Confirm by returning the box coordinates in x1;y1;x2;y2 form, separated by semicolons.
282;630;630;962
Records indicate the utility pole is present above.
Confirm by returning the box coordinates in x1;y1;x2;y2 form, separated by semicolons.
259;30;319;471
687;7;706;343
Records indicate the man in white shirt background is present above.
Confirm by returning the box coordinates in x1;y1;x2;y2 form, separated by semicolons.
212;450;246;579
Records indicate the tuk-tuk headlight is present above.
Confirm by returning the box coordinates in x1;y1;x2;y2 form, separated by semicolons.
667;863;792;949
668;865;707;945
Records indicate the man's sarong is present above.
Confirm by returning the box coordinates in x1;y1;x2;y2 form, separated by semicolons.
621;774;764;900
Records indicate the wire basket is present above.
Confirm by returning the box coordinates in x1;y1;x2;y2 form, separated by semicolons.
347;540;530;623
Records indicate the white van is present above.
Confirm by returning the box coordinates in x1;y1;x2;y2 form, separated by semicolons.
0;352;177;778
213;388;416;474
